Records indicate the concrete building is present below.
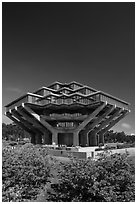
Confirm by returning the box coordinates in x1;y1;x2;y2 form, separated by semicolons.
5;81;130;146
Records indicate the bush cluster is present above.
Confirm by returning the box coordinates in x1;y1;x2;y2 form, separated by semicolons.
2;141;135;202
117;143;135;149
39;153;135;202
104;130;135;143
2;123;28;141
2;143;50;202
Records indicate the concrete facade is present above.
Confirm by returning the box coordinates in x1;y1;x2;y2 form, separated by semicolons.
5;81;130;146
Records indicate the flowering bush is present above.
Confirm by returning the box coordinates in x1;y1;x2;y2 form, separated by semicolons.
2;143;50;201
2;140;135;202
40;153;135;202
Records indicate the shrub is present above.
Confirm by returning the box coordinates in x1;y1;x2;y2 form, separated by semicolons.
8;141;18;146
40;153;135;202
98;143;104;147
117;143;135;149
95;147;103;151
104;145;117;150
2;144;50;202
18;141;27;145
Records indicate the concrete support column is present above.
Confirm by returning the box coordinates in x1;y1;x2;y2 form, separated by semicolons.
98;133;104;145
52;131;58;145
73;131;79;146
86;132;89;146
30;133;36;144
43;133;47;144
96;134;99;146
79;130;88;147
83;130;88;146
84;130;88;146
43;131;52;145
88;131;97;146
35;133;42;144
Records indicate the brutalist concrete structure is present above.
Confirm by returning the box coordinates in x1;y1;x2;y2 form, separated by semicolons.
5;81;130;146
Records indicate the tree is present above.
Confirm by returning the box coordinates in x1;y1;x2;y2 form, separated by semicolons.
104;130;135;144
2;123;29;141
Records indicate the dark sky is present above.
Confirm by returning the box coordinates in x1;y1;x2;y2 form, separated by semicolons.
2;2;135;134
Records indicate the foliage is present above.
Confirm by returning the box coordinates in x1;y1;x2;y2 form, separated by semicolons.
2;123;30;141
3;123;135;144
95;147;103;151
104;130;135;144
2;143;51;202
117;142;135;149
2;138;135;202
39;153;135;202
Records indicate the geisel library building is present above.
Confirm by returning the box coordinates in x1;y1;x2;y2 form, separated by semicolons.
5;81;130;147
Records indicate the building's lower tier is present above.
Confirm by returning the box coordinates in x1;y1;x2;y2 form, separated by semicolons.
5;101;129;147
30;130;104;146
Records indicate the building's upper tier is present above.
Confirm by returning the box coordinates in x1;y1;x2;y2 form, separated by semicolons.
5;81;130;112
